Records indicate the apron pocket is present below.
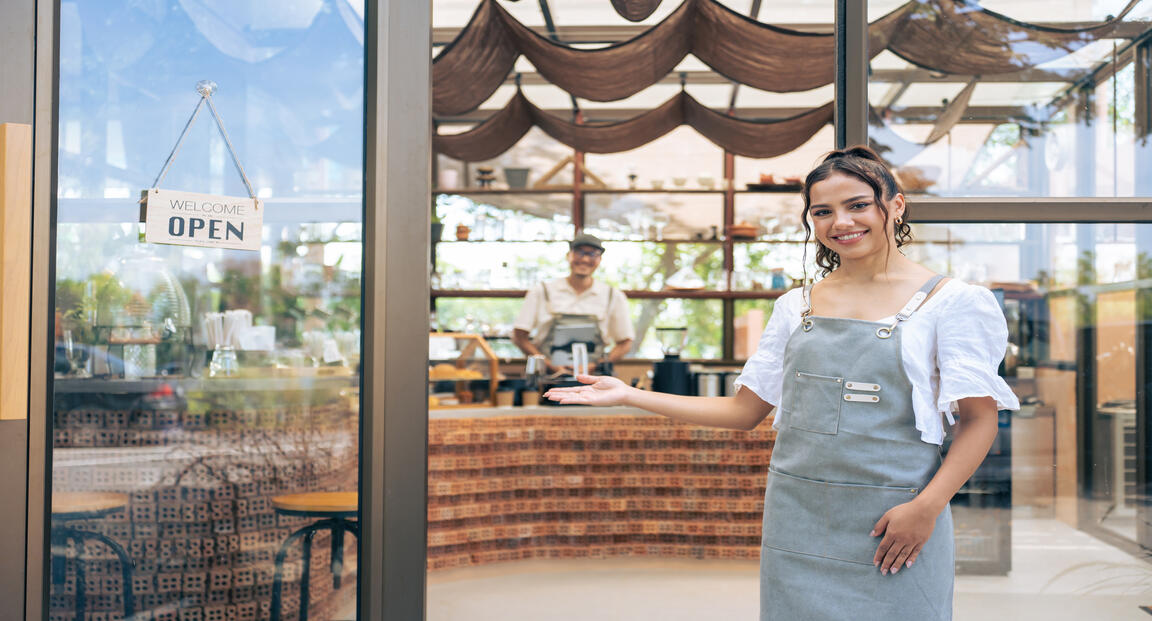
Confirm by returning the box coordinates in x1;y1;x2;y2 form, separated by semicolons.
780;371;844;435
762;468;918;565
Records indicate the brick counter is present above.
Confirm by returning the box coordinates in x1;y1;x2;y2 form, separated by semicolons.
427;407;775;571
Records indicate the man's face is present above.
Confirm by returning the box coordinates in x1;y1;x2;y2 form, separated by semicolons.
568;245;603;277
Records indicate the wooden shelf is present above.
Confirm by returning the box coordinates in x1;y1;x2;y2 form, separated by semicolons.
431;289;785;300
439;238;729;244
433;186;811;194
435;188;726;195
434;187;804;196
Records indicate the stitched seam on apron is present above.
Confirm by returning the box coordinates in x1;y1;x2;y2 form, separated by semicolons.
768;467;919;494
760;542;875;566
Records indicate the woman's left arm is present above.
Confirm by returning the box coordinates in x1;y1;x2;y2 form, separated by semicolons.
870;395;999;575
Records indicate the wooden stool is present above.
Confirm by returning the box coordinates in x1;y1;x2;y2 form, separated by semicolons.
270;492;359;621
50;492;135;620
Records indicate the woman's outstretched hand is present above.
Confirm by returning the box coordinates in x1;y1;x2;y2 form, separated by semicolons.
543;374;631;406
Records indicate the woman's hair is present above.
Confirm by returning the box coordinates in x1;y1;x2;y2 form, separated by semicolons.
800;145;912;278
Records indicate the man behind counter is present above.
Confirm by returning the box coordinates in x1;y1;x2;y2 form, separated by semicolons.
512;234;635;374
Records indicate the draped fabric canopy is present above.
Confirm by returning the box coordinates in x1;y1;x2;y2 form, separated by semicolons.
432;0;906;117
611;0;663;22
435;0;1146;117
434;90;834;161
434;0;1148;161
888;0;1144;75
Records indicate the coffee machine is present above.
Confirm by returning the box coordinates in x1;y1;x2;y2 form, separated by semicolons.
652;327;691;395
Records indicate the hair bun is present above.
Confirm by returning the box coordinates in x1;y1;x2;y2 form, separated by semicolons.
823;145;885;164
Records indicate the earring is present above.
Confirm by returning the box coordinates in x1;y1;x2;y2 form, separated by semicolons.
896;216;903;225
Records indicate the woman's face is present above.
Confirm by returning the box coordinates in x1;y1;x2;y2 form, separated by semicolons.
806;172;903;262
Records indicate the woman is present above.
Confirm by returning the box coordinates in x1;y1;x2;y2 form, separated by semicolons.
544;146;1019;620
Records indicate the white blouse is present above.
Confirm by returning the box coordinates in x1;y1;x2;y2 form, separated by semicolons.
734;279;1020;445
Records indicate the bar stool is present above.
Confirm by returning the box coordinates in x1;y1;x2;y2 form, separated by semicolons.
50;492;135;620
270;491;359;621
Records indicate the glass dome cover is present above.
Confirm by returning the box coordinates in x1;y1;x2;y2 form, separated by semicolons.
95;244;191;338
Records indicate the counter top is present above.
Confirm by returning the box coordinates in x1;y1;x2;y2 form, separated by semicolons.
429;405;651;419
53;374;358;394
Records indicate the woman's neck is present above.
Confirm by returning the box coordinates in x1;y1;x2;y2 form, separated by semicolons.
831;248;920;283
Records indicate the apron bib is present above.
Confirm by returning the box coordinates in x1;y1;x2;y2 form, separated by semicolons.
760;275;955;621
539;282;612;368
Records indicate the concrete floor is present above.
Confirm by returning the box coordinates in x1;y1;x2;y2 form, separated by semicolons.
335;517;1152;620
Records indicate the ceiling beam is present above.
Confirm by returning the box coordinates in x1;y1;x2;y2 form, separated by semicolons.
435;105;1031;124
497;67;1088;88
433;21;1150;46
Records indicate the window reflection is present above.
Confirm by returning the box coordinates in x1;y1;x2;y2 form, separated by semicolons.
52;1;363;619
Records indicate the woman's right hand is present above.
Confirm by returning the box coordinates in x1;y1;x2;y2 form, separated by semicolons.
543;374;631;406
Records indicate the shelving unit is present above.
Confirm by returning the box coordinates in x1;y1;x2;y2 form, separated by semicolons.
431;288;786;300
433;147;809;359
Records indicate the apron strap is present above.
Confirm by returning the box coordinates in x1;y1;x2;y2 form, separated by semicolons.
895;274;945;322
876;274;945;339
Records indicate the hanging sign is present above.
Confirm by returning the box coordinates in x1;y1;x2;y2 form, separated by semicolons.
144;188;261;251
141;80;262;251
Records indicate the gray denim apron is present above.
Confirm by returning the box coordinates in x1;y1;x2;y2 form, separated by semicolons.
760;275;954;621
539;282;613;369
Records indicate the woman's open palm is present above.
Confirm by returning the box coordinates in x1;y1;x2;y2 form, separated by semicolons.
544;375;631;406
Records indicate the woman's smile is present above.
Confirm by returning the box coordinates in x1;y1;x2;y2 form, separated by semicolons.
830;230;869;244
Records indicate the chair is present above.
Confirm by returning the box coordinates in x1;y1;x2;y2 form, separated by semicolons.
270;491;359;621
50;492;135;620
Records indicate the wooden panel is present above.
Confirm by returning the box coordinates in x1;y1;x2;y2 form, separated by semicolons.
1048;295;1077;362
1011;406;1055;509
1096;289;1136;405
0;123;30;421
1035;367;1079;525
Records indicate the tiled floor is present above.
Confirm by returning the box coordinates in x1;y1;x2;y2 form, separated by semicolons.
336;517;1152;620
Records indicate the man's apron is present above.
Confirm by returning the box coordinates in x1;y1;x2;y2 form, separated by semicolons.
760;275;954;620
538;282;613;369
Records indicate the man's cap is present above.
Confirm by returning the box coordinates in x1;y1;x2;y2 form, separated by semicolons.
570;233;605;252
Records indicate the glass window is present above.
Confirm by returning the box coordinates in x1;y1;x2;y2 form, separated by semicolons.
867;4;1152;198
629;298;724;359
52;2;363;620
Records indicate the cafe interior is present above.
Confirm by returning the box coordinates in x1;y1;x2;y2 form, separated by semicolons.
4;0;1152;619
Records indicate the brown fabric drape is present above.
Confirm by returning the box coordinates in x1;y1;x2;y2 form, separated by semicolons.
612;0;663;22
923;78;977;145
434;91;833;161
869;80;979;166
432;0;907;117
888;0;1144;75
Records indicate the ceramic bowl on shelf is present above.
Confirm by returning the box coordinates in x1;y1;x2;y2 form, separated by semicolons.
727;223;759;240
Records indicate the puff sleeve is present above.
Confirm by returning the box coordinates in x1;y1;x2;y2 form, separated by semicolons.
733;288;801;417
935;284;1020;423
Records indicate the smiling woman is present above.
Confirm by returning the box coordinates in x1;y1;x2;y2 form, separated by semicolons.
544;145;1019;621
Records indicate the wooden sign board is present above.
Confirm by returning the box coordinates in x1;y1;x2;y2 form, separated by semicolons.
144;188;261;251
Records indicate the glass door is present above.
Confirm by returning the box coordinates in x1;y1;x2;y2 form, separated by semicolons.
49;1;365;619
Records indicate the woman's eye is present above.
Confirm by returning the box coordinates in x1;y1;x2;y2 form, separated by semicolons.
811;209;831;217
850;202;870;210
